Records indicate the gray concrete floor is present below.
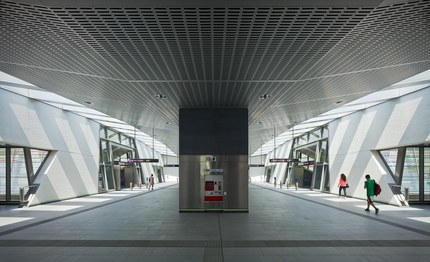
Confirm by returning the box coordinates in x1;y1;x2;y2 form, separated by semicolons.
1;182;430;262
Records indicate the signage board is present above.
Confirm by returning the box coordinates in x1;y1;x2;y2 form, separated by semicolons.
298;161;315;166
127;158;159;163
269;158;299;163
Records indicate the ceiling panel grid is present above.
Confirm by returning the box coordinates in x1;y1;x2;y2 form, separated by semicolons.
1;0;429;155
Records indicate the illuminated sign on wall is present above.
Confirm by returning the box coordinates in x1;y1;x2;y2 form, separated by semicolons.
269;158;299;163
298;161;315;166
127;159;159;163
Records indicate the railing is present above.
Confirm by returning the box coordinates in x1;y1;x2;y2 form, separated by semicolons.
19;184;39;207
390;184;409;206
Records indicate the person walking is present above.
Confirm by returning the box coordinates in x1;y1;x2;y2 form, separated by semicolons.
364;174;379;214
338;173;348;199
274;176;277;187
295;177;299;191
149;174;155;190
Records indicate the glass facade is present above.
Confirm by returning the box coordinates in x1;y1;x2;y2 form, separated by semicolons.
120;134;131;147
286;126;329;192
318;140;328;164
98;127;144;192
10;148;26;201
424;148;430;201
31;149;48;176
402;147;420;201
0;146;50;204
107;129;120;143
314;165;323;190
100;128;106;139
380;149;399;183
0;148;5;202
379;146;430;203
308;130;321;144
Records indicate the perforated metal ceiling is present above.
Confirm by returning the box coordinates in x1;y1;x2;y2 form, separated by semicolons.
1;0;430;155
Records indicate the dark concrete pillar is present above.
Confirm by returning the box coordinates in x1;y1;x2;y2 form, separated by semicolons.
179;108;248;212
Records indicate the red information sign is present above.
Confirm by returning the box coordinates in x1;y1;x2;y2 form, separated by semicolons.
204;175;223;202
205;181;214;191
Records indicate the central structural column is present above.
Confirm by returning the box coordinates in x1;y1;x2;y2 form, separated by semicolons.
179;108;249;212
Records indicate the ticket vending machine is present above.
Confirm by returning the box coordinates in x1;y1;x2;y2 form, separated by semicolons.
204;172;224;211
179;154;248;212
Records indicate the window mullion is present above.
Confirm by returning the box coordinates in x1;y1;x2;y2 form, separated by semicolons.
419;147;424;202
6;147;11;202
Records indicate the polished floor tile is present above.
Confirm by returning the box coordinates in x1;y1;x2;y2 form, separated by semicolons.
0;182;429;261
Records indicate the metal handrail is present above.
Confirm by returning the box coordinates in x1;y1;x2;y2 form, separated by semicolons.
391;185;409;202
19;184;39;207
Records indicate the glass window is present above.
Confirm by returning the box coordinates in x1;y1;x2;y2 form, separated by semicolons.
120;134;131;147
101;141;110;163
107;129;120;143
0;148;5;201
290;126;329;192
380;149;399;182
425;148;430;201
0;146;51;203
318;140;328;164
308;130;321;143
314;165;323;190
297;135;307;146
401;147;420;201
99;127;106;139
379;146;429;203
31;149;48;174
321;127;328;138
105;165;115;190
10;148;27;201
323;165;330;192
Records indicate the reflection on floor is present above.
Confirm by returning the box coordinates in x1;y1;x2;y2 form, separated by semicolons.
0;181;429;262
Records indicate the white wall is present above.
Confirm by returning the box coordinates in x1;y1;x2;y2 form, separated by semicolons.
162;155;179;181
0;88;100;205
328;86;430;205
259;87;430;205
0;88;172;204
163;167;179;181
249;155;265;181
264;140;292;183
136;140;164;183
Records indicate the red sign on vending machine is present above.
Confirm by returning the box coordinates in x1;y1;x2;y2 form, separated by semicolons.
204;175;223;201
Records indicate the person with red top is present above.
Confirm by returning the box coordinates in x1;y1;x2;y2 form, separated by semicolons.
338;173;348;199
